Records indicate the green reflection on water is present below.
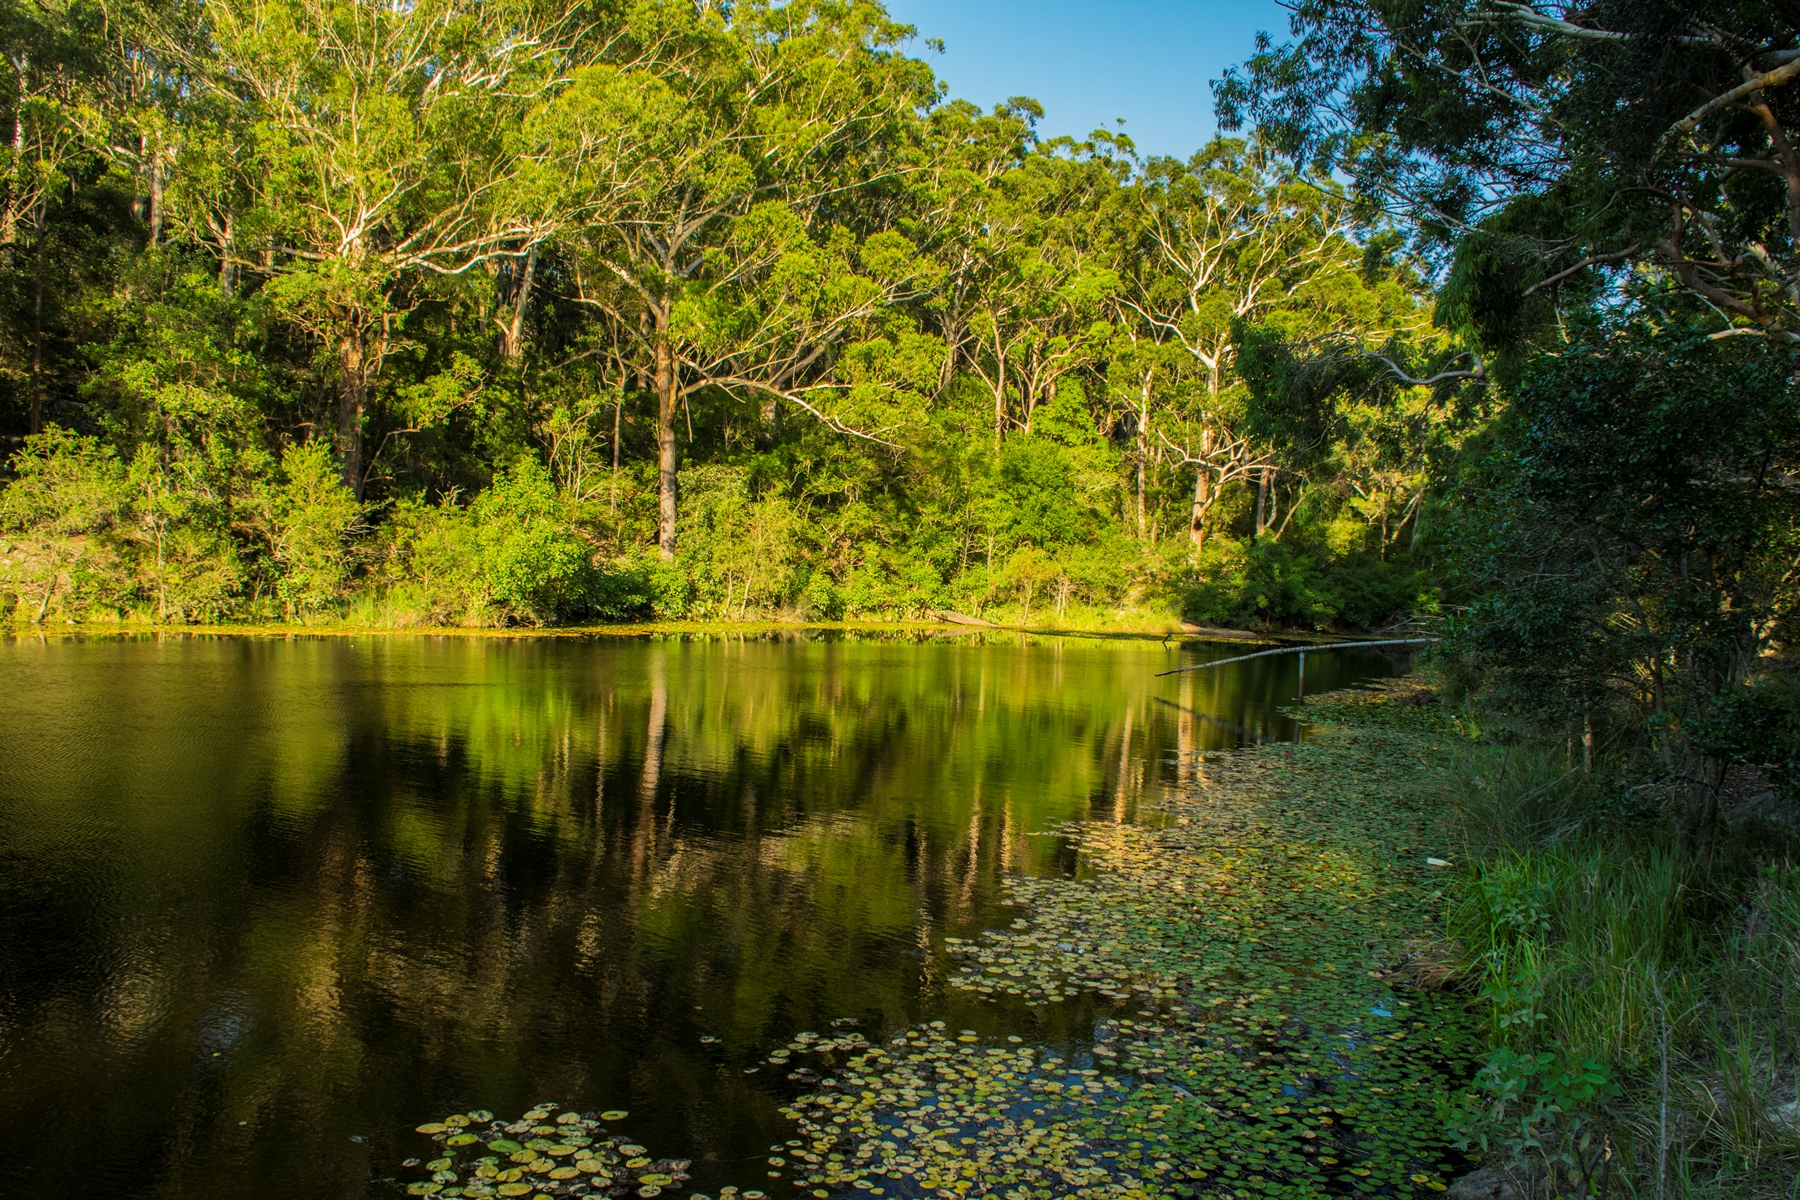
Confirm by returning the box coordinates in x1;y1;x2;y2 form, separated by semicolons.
0;632;1400;1199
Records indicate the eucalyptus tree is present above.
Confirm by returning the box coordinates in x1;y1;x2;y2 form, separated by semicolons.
1116;140;1432;549
908;98;1039;396
954;134;1124;447
560;0;936;559
168;0;596;497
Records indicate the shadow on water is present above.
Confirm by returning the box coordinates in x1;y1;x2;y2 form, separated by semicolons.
0;632;1408;1199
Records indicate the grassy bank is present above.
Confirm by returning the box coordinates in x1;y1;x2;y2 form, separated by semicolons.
1434;719;1800;1198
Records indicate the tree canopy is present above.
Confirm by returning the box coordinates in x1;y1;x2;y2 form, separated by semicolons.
0;0;1456;632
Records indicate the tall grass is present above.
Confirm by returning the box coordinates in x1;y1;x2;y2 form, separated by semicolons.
1437;737;1800;1198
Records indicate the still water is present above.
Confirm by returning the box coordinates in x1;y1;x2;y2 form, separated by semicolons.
0;632;1407;1199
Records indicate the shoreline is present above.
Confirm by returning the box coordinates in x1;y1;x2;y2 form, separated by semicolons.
0;618;1403;648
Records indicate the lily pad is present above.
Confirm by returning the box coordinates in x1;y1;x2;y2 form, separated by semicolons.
599;1110;628;1121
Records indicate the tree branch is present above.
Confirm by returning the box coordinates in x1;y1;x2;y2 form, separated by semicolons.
1520;246;1639;295
1659;57;1800;155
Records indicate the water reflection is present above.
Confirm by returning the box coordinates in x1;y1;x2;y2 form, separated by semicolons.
0;632;1404;1199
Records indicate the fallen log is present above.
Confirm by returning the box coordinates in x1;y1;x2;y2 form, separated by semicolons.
1155;636;1438;677
1179;622;1262;641
929;609;997;627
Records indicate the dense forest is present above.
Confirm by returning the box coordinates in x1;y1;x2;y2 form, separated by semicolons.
0;0;1469;631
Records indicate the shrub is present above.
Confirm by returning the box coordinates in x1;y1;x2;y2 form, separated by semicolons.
260;441;360;619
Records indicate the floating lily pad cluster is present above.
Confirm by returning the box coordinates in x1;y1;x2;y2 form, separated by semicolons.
771;680;1481;1198
759;1022;871;1082
400;1105;695;1200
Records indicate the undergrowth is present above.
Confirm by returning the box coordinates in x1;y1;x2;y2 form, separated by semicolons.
1377;679;1800;1199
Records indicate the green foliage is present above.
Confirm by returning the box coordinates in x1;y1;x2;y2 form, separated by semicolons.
1445;323;1800;864
261;441;359;618
0;0;1458;634
1181;536;1431;631
0;427;130;620
468;457;600;625
1428;716;1800;1197
1219;1;1800;340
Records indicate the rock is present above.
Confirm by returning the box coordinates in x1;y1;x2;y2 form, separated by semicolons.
1446;1166;1525;1200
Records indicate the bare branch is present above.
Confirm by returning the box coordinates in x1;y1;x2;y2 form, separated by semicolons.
1659;57;1800;155
1519;246;1640;296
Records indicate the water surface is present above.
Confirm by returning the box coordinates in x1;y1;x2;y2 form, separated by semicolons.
0;631;1406;1198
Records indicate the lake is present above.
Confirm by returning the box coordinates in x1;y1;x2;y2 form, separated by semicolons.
0;631;1409;1199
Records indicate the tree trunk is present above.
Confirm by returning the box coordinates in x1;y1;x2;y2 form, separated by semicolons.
992;326;1007;447
939;302;961;393
147;148;165;246
1134;421;1149;542
610;387;623;515
2;51;26;264
218;212;237;298
1190;465;1210;550
654;313;678;561
1190;425;1213;550
1254;466;1270;537
339;332;367;499
1694;758;1724;868
28;206;45;435
499;244;538;362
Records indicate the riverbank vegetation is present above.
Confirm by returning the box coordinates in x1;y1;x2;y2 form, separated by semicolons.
0;0;1463;632
1215;2;1800;1194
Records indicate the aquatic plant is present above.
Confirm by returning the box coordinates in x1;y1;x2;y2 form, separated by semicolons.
761;681;1482;1198
400;1106;698;1200
403;682;1481;1200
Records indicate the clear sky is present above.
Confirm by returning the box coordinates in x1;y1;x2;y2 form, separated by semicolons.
881;0;1291;162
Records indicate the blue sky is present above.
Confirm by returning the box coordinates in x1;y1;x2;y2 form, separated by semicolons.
882;0;1291;161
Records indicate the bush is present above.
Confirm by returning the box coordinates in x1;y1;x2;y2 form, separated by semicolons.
260;441;360;619
1181;536;1431;630
0;428;132;621
469;457;640;624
